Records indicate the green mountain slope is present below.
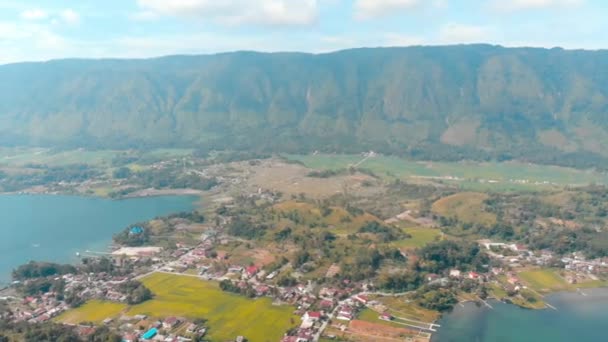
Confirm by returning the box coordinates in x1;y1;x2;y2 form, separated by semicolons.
2;45;608;167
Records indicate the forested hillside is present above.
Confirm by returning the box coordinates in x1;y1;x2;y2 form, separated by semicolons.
2;44;608;168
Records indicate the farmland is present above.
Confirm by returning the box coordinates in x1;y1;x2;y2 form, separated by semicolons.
285;154;608;190
126;273;299;342
56;300;127;325
518;269;571;293
0;147;193;168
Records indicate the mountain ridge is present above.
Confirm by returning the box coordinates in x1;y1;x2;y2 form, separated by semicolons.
2;44;608;168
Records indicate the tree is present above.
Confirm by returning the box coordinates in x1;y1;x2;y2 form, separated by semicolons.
112;167;132;179
118;281;153;304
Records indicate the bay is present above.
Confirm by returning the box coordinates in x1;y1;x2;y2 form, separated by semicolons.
0;194;196;284
432;288;608;342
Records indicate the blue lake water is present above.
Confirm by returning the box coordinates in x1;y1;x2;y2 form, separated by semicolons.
432;288;608;342
0;194;196;284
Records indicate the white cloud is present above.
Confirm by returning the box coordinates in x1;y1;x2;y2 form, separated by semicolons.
354;0;421;19
136;0;318;26
0;20;75;64
491;0;584;12
439;23;492;44
20;9;49;20
59;9;80;25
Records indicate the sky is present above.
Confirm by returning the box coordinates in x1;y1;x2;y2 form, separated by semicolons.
0;0;606;64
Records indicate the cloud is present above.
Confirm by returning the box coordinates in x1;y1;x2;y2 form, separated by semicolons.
59;9;80;25
20;9;49;20
0;20;75;64
136;0;318;26
439;23;492;44
354;0;421;19
491;0;584;12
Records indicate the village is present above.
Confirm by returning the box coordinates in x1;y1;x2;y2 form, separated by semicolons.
0;152;607;341
2;212;607;342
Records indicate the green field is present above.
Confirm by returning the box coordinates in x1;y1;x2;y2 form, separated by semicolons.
286;154;608;189
126;273;299;342
393;226;442;249
56;300;127;324
519;269;570;293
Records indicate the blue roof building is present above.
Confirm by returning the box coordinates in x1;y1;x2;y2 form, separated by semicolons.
130;226;144;235
141;327;158;340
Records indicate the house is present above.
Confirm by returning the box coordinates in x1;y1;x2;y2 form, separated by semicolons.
319;299;334;309
353;294;368;305
255;285;270;296
245;265;259;278
507;276;519;285
426;274;440;282
468;271;480;280
380;313;393;321
336;305;354;321
186;323;198;333
122;333;139;342
303;311;321;321
509;244;528;252
228;266;243;273
163;317;180;329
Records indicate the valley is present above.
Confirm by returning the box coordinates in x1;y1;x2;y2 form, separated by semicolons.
1;148;607;341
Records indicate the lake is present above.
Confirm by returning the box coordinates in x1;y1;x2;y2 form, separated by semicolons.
0;194;197;284
432;288;608;342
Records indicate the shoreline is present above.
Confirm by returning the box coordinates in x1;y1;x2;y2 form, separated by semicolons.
431;287;608;342
455;285;608;313
0;193;200;285
0;188;204;200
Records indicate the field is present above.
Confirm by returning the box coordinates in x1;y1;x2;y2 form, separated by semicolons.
56;300;127;324
393;226;442;249
285;154;608;189
249;161;381;198
126;273;299;342
518;269;570;293
431;192;497;226
0;147;193;167
369;295;439;323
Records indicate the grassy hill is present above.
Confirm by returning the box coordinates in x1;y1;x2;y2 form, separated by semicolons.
432;192;497;226
3;45;608;168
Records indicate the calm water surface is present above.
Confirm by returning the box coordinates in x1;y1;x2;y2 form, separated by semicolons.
0;194;196;284
432;288;608;342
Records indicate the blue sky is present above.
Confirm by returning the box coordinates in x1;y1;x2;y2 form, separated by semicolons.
0;0;606;64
